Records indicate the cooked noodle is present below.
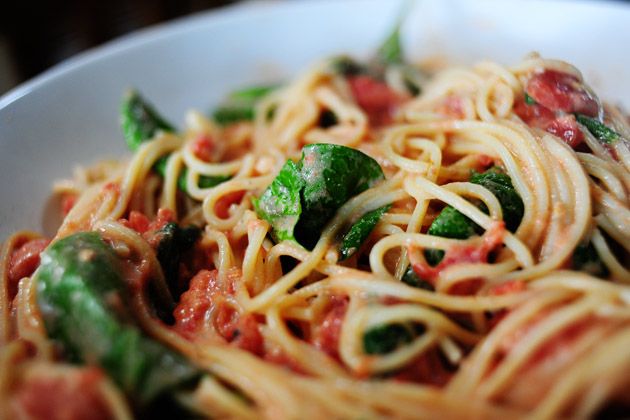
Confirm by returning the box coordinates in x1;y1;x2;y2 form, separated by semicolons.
2;52;630;419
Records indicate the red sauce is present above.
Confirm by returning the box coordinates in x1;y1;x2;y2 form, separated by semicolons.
173;269;264;355
409;222;505;292
488;280;526;296
8;238;50;298
436;95;465;119
214;190;246;219
14;367;111;420
60;193;78;216
526;70;598;117
311;296;349;360
393;350;452;386
191;134;214;162
513;98;584;148
347;75;407;126
119;208;175;240
264;347;307;374
515;69;600;148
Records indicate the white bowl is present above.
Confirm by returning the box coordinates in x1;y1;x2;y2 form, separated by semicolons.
1;0;629;239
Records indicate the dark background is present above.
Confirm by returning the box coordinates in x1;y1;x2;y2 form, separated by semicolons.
0;0;241;94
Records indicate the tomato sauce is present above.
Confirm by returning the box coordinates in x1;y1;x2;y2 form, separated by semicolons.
214;190;246;219
348;75;407;126
191;134;215;162
311;296;349;360
409;222;505;293
393;350;452;386
13;367;111;420
173;269;264;355
515;69;600;148
8;238;50;299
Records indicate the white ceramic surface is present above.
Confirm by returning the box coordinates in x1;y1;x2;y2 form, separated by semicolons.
1;0;629;238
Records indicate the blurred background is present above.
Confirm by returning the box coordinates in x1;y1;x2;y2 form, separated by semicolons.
0;0;242;95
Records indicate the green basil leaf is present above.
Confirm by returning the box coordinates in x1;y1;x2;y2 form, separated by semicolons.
339;205;390;260
576;114;619;144
254;159;303;242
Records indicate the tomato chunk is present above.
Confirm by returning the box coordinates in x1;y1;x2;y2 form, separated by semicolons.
526;69;598;116
514;99;584;148
348;75;407;126
173;269;264;355
191;134;214;162
393;350;452;386
214;190;246;219
8;238;50;298
409;222;505;290
311;296;348;360
60;193;78;216
488;280;526;296
14;367;111;420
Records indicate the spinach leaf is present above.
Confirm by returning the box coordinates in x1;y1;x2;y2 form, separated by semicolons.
425;167;523;265
575;114;619;144
425;205;477;266
375;23;403;66
121;90;174;152
121;90;230;196
427;205;479;240
155;222;201;298
470;168;524;233
212;84;278;125
524;92;537;105
339;205;390;260
364;322;424;355
35;232;200;406
255;144;386;249
153;156;229;195
330;56;367;76
296;144;386;248
401;265;435;291
253;159;303;243
318;109;339;128
572;241;609;278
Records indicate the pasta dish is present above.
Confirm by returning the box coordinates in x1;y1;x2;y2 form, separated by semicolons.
1;26;629;419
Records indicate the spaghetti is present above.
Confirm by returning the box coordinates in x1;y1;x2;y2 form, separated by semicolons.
1;47;630;419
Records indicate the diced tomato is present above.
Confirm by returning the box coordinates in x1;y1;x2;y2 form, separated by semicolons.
513;98;555;127
173;268;264;355
545;114;583;148
347;75;407;126
393;350;452;386
14;367;111;420
436;95;465;119
119;208;174;237
174;269;223;335
123;211;151;234
103;182;120;194
527;317;593;366
60;193;78;216
485;281;527;328
448;279;484;296
231;314;265;356
488;280;526;296
191;134;214;162
514;98;584;148
311;296;348;360
478;154;495;167
526;69;598;117
495;313;603;409
410;222;506;290
264;347;306;374
150;208;175;231
214;190;246;219
8;238;50;298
